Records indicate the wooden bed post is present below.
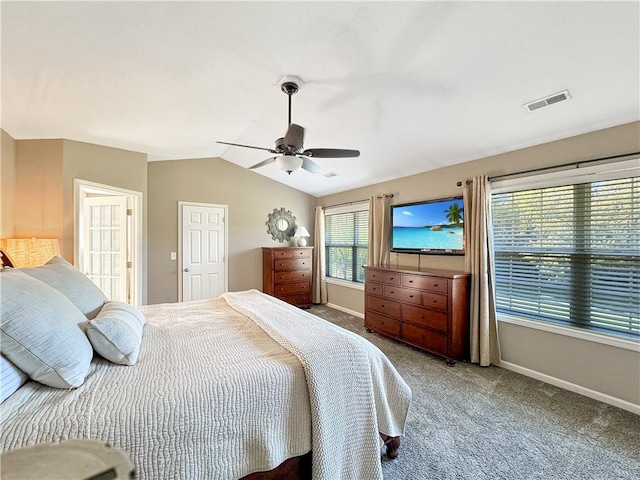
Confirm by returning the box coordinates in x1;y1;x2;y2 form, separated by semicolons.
380;434;401;459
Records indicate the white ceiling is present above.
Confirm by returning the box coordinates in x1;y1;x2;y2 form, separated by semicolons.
2;2;638;197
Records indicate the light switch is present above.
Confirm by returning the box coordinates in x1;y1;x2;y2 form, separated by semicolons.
170;252;177;260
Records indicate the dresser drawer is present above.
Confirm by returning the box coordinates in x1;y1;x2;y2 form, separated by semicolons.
274;258;310;271
402;304;448;332
277;292;311;307
273;249;310;259
365;269;401;286
365;311;400;337
422;292;448;311
403;323;447;354
366;295;401;318
402;274;448;293
366;282;384;297
383;285;422;305
274;281;310;295
275;271;310;283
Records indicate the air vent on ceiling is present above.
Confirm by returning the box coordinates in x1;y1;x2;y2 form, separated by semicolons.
524;90;571;112
324;172;338;178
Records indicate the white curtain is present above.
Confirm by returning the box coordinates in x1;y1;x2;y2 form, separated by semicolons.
464;176;501;366
367;194;392;267
312;206;328;304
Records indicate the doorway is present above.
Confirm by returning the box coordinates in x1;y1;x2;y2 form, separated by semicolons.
179;202;228;302
74;179;143;305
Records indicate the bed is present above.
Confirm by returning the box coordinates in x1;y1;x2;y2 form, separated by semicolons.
0;257;411;479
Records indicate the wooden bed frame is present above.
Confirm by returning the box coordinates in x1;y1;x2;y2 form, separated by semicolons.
244;434;400;479
0;249;14;268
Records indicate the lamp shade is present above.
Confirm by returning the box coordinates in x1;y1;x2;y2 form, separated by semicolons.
0;238;61;267
294;226;310;238
276;155;303;174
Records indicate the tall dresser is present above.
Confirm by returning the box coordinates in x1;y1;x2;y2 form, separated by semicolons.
262;247;313;308
364;265;470;363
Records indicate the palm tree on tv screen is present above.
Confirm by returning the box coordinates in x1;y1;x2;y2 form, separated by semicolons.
444;203;463;226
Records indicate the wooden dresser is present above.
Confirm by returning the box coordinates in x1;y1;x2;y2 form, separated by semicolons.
262;247;313;308
364;265;471;362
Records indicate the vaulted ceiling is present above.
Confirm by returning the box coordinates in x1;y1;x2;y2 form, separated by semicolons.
2;2;638;196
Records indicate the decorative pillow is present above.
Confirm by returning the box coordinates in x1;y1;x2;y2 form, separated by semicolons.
21;256;107;319
1;354;29;403
0;268;94;388
87;301;146;366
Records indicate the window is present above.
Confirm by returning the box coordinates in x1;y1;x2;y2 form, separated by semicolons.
325;204;369;283
491;163;639;340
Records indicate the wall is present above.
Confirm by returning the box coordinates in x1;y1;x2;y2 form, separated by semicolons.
5;135;148;302
1;130;17;237
14;139;64;241
62;140;148;302
317;121;640;409
147;157;316;304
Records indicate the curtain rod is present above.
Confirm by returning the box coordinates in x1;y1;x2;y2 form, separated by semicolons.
322;193;394;210
487;152;640;182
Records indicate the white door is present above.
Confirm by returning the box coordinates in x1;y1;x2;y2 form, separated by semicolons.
181;203;227;301
83;196;129;301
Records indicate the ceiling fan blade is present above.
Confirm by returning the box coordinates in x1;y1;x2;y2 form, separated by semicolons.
283;124;305;151
300;156;322;174
248;157;277;170
217;141;277;154
302;148;360;158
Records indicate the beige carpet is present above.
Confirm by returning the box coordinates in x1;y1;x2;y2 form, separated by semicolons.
309;304;640;480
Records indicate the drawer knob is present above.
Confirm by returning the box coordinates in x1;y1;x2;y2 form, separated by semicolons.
390;290;394;294
434;283;439;287
409;295;414;298
409;280;414;283
433;300;437;303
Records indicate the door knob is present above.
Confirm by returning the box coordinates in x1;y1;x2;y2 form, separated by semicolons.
184;268;190;272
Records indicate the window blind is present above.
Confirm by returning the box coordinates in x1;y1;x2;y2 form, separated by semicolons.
491;175;639;339
325;209;369;283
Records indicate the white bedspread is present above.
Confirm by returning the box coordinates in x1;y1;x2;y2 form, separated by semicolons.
223;290;412;480
1;296;312;479
1;291;411;479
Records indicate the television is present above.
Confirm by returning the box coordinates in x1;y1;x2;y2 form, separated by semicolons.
390;196;465;255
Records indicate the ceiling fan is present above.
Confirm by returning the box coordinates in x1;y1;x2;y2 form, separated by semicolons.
217;77;360;175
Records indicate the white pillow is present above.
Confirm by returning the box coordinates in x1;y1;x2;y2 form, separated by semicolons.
21;256;107;319
87;301;146;366
1;354;28;402
0;268;94;388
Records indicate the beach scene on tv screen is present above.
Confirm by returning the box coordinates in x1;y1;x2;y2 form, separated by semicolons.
393;199;464;250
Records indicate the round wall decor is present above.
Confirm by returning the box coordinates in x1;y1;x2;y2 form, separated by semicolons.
266;208;297;242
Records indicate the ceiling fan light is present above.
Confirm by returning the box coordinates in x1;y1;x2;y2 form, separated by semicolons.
276;155;303;174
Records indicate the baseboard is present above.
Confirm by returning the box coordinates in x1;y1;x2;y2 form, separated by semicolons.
325;303;364;319
499;360;640;415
